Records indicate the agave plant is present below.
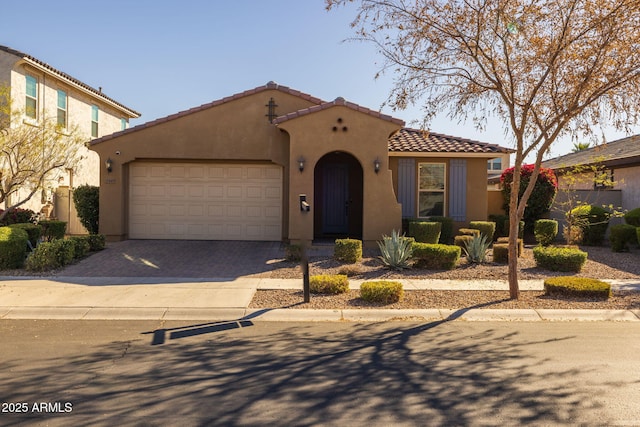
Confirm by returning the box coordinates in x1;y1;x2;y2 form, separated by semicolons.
378;229;413;270
463;234;491;264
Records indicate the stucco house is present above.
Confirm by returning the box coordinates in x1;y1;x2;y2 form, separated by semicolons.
542;135;640;228
0;45;140;232
89;82;511;245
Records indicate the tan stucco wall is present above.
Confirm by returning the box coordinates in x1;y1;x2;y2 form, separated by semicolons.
91;89;317;240
278;105;402;245
388;156;490;225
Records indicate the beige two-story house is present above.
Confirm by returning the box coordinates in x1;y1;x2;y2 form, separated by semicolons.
0;45;140;232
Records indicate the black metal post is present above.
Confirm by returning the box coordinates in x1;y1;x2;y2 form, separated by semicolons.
302;245;310;303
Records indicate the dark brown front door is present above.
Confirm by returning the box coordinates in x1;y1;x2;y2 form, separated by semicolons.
322;163;349;234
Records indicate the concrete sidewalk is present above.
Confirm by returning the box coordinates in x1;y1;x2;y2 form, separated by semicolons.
1;276;639;322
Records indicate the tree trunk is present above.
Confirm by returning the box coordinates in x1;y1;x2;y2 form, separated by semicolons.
508;173;521;300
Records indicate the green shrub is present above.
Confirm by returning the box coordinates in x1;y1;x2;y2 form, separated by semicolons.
285;244;303;262
87;234;106;251
544;277;611;299
39;220;67;241
0;226;28;269
469;221;496;241
69;236;91;259
624;207;640;227
458;228;480;237
609;224;637;252
378;229;413;270
492;243;509;263
334;239;362;263
55;239;75;265
496;237;523;256
360;281;404;304
463;234;491;263
0;208;37;225
491;215;525;239
73;185;99;234
412;243;460;270
9;223;41;248
408;221;441;244
25;242;60;271
569;205;610;246
25;239;77;271
534;219;558;246
533;246;587;272
428;216;454;244
309;274;349;294
454;235;475;249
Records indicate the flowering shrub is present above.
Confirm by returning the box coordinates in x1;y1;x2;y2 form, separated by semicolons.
501;164;558;230
0;208;37;225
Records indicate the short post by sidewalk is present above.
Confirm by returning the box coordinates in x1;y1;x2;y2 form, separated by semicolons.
301;245;310;303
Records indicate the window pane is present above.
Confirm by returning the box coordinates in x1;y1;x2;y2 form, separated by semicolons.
492;159;502;170
57;90;67;109
121;118;127;130
25;98;36;119
91;105;99;121
57;109;66;127
419;192;444;217
419;164;445;190
91;121;98;138
26;76;37;97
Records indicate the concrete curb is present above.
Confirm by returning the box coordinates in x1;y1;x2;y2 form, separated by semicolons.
1;306;639;322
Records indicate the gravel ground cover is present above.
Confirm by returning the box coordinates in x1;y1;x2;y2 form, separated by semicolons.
251;245;640;310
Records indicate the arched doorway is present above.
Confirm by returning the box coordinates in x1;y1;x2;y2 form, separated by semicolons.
314;151;363;239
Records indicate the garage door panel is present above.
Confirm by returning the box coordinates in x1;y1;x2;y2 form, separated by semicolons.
129;162;282;240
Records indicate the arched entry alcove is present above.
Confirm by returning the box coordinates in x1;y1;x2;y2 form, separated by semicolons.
313;151;363;239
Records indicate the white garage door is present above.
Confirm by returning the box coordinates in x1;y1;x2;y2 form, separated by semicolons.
129;162;282;240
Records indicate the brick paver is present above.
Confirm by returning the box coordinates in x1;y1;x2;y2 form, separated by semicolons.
56;240;285;278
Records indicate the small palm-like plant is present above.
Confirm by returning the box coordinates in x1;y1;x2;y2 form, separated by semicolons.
378;229;413;270
463;234;491;264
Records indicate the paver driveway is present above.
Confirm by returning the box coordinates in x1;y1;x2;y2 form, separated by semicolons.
56;240;285;279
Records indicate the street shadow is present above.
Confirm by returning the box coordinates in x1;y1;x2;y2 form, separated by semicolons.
1;320;629;426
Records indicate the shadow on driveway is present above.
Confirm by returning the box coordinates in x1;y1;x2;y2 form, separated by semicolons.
55;240;285;279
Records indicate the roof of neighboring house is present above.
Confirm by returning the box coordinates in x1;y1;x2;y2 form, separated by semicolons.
0;45;140;118
272;96;405;126
542;135;640;170
389;128;514;154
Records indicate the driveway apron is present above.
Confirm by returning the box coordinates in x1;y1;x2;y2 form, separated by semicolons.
56;240;285;279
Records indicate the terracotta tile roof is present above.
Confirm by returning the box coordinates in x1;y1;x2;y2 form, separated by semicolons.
542;135;640;170
0;45;140;118
90;81;324;145
389;128;513;154
272;96;405;126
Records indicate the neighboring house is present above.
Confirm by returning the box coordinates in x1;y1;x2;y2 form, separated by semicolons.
0;45;140;232
89;82;511;245
542;135;640;228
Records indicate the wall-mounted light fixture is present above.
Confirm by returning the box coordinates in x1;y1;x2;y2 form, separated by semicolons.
105;158;113;173
374;157;381;174
298;156;305;172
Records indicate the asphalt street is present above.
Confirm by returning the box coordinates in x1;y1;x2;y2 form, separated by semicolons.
1;320;639;426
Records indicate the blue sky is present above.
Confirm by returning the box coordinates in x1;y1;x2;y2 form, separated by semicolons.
3;0;635;160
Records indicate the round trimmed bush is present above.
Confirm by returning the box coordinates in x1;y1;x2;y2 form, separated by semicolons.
72;185;99;234
569;205;610;246
469;221;496;241
360;281;404;304
544;277;611;299
428;216;454;244
408;221;442;243
9;223;41;248
609;224;637;252
533;246;587;272
309;274;349;294
534;219;558;246
412;243;460;270
334;239;362;264
624;207;640;227
0;226;28;269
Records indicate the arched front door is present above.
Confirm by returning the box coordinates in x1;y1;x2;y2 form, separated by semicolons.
314;152;363;239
